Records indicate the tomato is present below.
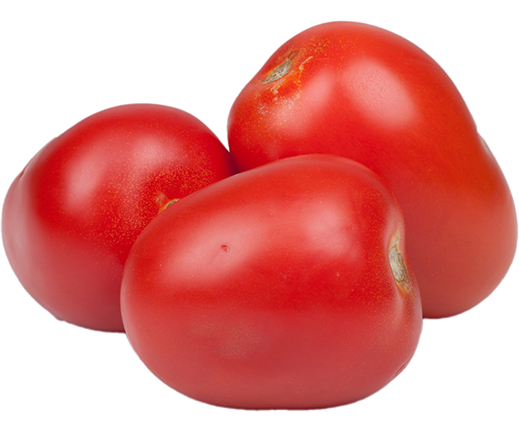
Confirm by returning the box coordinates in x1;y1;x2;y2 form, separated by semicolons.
121;154;422;409
227;21;517;318
2;104;236;332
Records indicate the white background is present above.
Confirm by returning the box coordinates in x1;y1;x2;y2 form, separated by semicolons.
1;1;518;437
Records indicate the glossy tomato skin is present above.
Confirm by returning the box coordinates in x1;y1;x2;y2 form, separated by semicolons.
2;104;236;332
228;21;517;318
121;154;422;409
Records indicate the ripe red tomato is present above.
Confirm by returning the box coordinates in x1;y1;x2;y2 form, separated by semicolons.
121;154;422;409
227;21;517;318
2;104;236;332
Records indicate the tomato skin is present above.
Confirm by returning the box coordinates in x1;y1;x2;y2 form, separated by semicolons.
2;104;236;332
228;21;517;318
121;154;422;409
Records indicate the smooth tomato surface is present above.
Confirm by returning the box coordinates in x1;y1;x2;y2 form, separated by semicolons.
2;104;236;332
228;21;517;318
121;154;422;409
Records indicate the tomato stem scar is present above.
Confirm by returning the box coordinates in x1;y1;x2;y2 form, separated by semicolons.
262;51;299;84
389;233;409;286
163;198;180;211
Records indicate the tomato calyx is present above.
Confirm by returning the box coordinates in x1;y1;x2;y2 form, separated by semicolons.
262;51;299;84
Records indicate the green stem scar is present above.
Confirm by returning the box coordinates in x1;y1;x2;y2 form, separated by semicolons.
389;244;407;283
262;51;298;84
388;232;411;291
163;198;180;210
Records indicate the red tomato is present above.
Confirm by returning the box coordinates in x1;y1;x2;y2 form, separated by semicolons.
121;154;422;409
2;104;236;332
228;21;517;318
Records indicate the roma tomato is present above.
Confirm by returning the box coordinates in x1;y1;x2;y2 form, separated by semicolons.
2;104;236;332
228;21;517;318
121;154;422;409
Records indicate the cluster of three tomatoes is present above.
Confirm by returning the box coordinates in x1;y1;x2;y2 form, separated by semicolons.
3;22;516;409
